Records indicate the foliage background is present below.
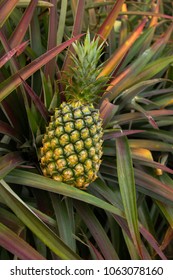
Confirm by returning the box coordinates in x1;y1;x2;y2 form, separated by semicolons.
0;0;173;260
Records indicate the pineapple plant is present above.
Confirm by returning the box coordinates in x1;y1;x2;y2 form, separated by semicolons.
1;0;173;260
40;33;108;189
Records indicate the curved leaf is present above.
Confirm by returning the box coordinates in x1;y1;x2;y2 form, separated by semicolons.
0;179;80;260
0;222;45;260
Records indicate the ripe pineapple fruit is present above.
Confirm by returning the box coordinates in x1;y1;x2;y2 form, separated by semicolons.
40;32;108;189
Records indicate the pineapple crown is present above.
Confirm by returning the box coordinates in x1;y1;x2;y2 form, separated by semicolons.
65;31;108;104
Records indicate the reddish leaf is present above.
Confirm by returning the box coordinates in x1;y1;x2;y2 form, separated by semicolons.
0;34;83;102
0;41;29;68
0;0;19;27
9;0;39;49
97;0;125;42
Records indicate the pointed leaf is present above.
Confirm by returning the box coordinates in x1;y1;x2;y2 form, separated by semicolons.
97;0;125;42
0;152;25;179
0;41;29;68
0;120;23;142
0;179;80;260
0;222;45;260
0;0;19;27
98;18;147;77
116;136;142;257
9;0;39;49
5;169;124;218
0;35;83;102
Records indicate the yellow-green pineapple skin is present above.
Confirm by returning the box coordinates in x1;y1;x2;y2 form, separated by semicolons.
40;101;103;189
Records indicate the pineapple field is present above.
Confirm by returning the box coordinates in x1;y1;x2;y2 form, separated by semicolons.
0;0;173;260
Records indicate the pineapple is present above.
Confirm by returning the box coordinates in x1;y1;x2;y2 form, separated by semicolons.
40;32;108;189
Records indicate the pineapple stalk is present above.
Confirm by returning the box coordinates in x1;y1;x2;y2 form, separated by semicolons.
40;32;108;189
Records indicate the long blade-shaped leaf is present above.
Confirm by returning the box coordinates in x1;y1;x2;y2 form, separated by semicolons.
0;120;23;142
0;0;19;27
104;24;173;101
0;35;82;102
0;222;45;260
5;169;124;218
0;152;25;179
97;0;125;42
0;41;28;68
9;0;39;49
44;0;58;81
0;179;80;260
62;0;85;76
116;136;142;258
98;18;147;77
74;200;119;260
50;195;76;251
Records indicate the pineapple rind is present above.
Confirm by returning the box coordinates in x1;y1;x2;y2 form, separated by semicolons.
40;101;103;189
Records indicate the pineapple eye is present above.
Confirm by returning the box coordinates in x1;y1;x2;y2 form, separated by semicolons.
64;122;74;133
48;130;54;138
54;109;61;118
50;138;59;149
92;111;99;122
70;130;80;142
73;109;83;119
63;113;73;122
42;168;48;176
64;143;74;156
92;134;100;144
84;159;92;171
62;168;74;180
56;159;67;171
92;154;99;163
59;133;70;146
82;106;91;115
67;154;78;167
55;126;64;137
95;142;102;151
45;150;53;161
76;176;86;188
54;147;63;159
88;147;96;157
74;163;84;176
40;156;46;165
47;162;56;175
84;116;93;126
89;125;97;136
79;150;88;162
53;174;62;182
61;103;71;113
55;116;63;126
74;140;84;152
75;119;84;130
87;169;95;180
84;137;92;148
41;142;51;153
81;128;89;139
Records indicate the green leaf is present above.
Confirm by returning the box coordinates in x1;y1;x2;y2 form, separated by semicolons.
0;222;45;260
0;179;80;260
129;139;173;152
74;200;119;260
5;169;124;217
16;1;53;8
0;152;25;179
50;195;76;251
116;136;142;257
